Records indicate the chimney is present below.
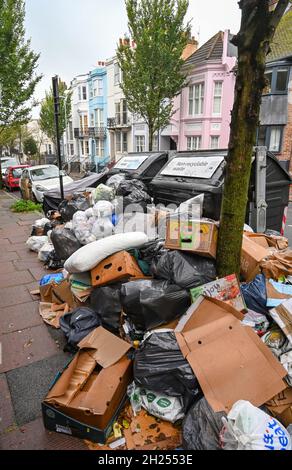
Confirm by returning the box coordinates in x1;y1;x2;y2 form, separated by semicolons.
182;35;199;61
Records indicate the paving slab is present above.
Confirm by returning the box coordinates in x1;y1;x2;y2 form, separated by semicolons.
0;251;19;262
0;270;34;289
6;354;72;426
29;267;50;281
0;374;16;434
0;417;87;450
0;302;42;334
0;261;17;274
0;285;32;308
0;324;60;373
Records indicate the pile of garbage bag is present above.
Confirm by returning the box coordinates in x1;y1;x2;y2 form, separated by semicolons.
24;180;292;450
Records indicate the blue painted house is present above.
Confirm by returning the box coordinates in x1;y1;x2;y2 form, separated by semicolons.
87;63;109;170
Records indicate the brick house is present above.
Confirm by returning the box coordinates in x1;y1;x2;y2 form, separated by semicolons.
258;7;292;174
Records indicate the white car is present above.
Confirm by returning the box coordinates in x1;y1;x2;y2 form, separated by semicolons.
20;165;73;202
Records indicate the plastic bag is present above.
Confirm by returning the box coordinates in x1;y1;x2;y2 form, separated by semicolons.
26;236;48;253
51;227;82;261
262;325;289;359
39;273;64;286
221;400;291;450
92;184;115;202
91;218;114;240
64;232;149;274
121;279;191;331
241;310;269;336
44;250;64;270
59;307;101;352
85;208;94;218
128;382;185;423
152;250;217;290
280;350;292;387
34;218;50;228
182;397;226;450
116;179;146;197
106;174;126;190
72;211;96;245
59;195;90;223
133;331;202;411
38;242;54;262
92;200;114;218
240;274;269;315
90;284;122;333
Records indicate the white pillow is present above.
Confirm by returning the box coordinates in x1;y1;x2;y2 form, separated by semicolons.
64;232;149;273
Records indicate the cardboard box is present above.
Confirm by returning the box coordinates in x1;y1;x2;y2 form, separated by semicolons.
241;234;270;281
265;387;292;427
244;231;288;251
174;297;287;413
270;298;292;344
165;217;218;259
91;251;145;287
266;279;292;308
190;274;246;312
43;327;132;437
40;279;76;309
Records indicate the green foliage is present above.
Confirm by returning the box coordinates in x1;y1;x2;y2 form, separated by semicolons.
23;136;37;156
117;0;190;149
0;0;42;130
39;79;72;145
10;199;42;213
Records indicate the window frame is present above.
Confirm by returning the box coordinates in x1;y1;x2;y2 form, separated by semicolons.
263;67;289;95
210;135;219;149
257;125;284;153
186;136;202;151
212;81;223;116
189;82;205;116
135;135;146;153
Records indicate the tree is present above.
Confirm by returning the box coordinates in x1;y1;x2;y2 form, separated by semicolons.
39;79;72;150
0;0;41;186
23;136;37;158
117;0;190;150
216;0;290;277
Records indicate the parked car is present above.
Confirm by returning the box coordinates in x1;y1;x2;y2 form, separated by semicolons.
20;165;73;202
1;157;20;177
3;165;30;191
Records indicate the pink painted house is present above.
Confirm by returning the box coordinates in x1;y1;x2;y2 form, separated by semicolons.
162;30;237;151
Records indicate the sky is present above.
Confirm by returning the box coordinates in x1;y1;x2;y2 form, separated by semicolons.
25;0;241;117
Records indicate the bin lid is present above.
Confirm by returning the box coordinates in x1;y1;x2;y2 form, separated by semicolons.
109;152;168;178
160;155;225;179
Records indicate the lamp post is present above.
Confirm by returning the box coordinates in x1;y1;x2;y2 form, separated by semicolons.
59;94;69;163
52;75;64;200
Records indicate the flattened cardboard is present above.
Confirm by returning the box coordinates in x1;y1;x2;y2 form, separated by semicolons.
44;327;132;431
241;235;269;281
91;251;145;287
244;231;288;251
165;217;218;259
175;297;287;413
265;387;292;427
266;280;292;307
78;326;131;368
39;302;69;329
270;299;292;344
190;274;246;312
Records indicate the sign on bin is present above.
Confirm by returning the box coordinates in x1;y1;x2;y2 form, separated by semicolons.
160;156;225;179
114;155;149;170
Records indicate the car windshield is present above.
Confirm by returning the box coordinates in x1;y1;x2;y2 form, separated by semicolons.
2;159;18;168
30;167;59;181
12;168;24;178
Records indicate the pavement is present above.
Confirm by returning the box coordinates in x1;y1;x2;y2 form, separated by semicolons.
0;190;87;450
0;187;291;450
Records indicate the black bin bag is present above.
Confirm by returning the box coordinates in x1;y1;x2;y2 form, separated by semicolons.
151;250;217;290
121;279;191;331
90;284;122;333
59;307;101;352
51;227;82;261
182;397;226;450
134;331;202;411
58;195;90;223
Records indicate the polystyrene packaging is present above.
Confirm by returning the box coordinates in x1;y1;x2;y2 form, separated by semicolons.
64;232;149;273
221;400;291;451
26;236;49;253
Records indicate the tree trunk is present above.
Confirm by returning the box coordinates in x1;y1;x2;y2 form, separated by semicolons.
217;0;289;277
148;122;153;152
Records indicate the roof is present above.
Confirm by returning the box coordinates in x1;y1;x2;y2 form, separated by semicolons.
183;31;224;67
267;7;292;63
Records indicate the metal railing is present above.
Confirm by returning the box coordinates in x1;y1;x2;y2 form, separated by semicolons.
107;117;132;129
